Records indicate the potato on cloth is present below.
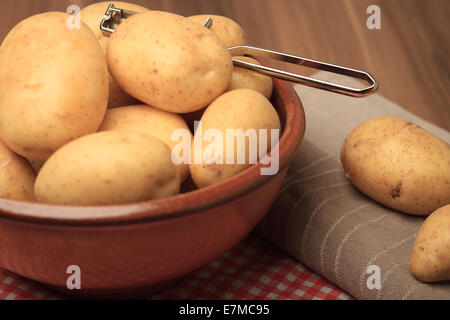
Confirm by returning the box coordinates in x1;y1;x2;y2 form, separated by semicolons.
410;204;450;282
341;116;450;216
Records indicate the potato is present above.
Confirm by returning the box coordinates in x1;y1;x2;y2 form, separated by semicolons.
227;56;273;99
0;12;108;161
187;14;247;48
35;131;180;205
81;1;149;108
341;116;450;216
190;89;281;188
107;11;233;113
99;105;192;182
0;139;36;201
410;204;450;282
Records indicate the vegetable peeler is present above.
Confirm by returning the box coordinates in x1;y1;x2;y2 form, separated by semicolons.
100;3;378;98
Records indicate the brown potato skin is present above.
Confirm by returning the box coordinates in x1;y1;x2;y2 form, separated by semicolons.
0;139;36;201
410;204;450;282
341;116;450;216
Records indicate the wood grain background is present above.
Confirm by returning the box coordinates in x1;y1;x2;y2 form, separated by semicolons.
1;0;449;130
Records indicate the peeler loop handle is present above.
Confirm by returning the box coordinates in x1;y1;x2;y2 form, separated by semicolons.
229;45;378;97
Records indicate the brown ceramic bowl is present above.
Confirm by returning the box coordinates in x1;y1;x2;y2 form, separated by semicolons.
0;78;305;298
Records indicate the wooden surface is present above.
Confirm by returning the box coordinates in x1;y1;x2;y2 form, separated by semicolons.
2;0;449;130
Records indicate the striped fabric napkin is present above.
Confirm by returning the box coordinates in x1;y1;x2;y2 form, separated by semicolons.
257;72;450;300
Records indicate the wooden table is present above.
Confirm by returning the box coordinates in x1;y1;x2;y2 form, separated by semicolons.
2;0;449;130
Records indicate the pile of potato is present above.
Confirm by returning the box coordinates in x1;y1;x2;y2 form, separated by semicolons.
0;2;280;205
341;116;450;282
0;0;448;288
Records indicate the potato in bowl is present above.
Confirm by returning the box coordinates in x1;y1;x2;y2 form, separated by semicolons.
0;12;108;161
34;131;181;205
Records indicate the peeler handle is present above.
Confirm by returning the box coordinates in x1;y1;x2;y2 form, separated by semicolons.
229;45;378;98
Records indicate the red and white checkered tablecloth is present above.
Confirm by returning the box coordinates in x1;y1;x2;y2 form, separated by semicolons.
0;234;352;300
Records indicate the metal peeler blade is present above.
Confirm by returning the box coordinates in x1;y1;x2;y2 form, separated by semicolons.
100;3;138;35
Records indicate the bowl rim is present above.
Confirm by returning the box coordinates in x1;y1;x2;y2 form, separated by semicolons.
0;79;305;227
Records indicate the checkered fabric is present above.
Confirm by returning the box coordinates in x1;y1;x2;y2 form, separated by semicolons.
0;234;351;300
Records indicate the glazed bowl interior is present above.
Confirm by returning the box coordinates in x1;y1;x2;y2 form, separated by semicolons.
0;78;305;226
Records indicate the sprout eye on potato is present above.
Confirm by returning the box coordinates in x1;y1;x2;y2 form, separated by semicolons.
106;11;233;113
0;12;108;161
80;1;149;108
35;131;180;205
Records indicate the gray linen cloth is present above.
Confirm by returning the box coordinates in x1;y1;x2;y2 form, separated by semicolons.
257;72;450;300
